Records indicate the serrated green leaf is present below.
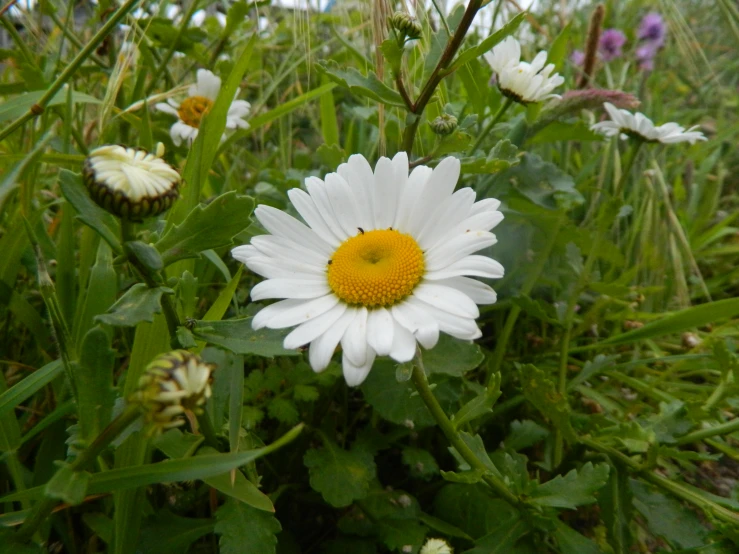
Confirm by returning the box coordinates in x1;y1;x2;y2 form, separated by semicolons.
95;284;170;327
452;378;501;429
58;170;121;254
45;464;90;506
423;334;484;376
215;499;281;554
379;39;404;74
433;484;519;540
267;397;299;424
530;462;610;509
191;317;299;357
303;438;375;507
156;192;255;267
552;519;604;554
518;363;576;441
294;384;319;402
316;143;346;168
504;420;549;451
318;60;405;107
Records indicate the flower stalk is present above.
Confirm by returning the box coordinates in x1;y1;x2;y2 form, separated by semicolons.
470;97;514;152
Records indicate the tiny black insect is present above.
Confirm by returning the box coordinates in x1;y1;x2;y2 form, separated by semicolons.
328;259;333;265
358;227;365;234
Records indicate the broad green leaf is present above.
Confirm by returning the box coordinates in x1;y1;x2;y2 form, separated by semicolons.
529;462;610;509
318;60;405;107
552;519;604;554
0;88;100;123
499;153;584;210
191;317;299;357
199;448;274;512
546;23;572;72
504;420;549;452
58;170;121;254
379;39;403;74
451;374;501;429
401;447;439;480
303;437;376;507
77;326;115;440
215;499;282;554
528;121;602;144
138;511;214;554
448;12;527;73
125;241;164;272
511;294;561;325
0;360;62;418
155;192;255;267
518;364;576;441
73;241;117;348
95;284;171;327
423;334;484;376
45;464;90;506
434;130;473;155
460;139;520;174
316;143;347;169
433;484;519;539
466;518;531;554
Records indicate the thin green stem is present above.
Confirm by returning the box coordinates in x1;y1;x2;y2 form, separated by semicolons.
0;15;37;69
15;406;143;542
196;411;221;450
676;418;739;445
47;6;108;69
486;215;564;387
411;353;523;508
470;97;514;152
614;140;644;198
0;0;140;143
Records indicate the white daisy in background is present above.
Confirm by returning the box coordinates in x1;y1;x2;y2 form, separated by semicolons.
83;143;180;219
420;538;453;554
155;69;250;146
484;36;564;104
591;102;707;144
232;154;504;386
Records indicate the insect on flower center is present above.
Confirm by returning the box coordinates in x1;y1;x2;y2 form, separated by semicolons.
178;95;213;128
327;229;425;308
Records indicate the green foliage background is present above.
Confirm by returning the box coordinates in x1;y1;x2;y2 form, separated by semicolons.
0;0;738;552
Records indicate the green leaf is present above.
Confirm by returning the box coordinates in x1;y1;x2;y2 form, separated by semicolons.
379;39;403;74
95;284;170;327
451;373;501;429
546;23;571;72
138;511;214;554
434;130;473;155
448;12;527;73
598;463;633;554
303;437;376;507
528;121;602;144
466;518;531;554
317;60;405;107
500;153;584;210
267;397;299;425
423;334;484;376
45;464;90;506
0;88;100;123
518;364;576;441
58;170;121;254
0;360;62;419
199;448;274;512
73;241;117;348
583;297;739;350
504;420;549;452
316;143;347;169
215;499;282;554
401;447;439;480
433;484;519;539
77;326;115;441
511;294;561;325
125;241;163;272
529;462;610;509
460;139;520;174
191;317;299;357
552;519;605;554
320;75;340;145
155;192;255;267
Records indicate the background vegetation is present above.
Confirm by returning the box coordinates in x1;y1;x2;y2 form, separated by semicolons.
1;0;738;552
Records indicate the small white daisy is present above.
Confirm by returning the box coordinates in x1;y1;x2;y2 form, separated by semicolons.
155;69;250;146
484;36;564;104
83;143;180;219
591;102;707;144
232;154;504;386
420;538;453;554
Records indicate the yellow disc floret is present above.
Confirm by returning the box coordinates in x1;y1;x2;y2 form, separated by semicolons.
178;95;213;128
327;229;425;308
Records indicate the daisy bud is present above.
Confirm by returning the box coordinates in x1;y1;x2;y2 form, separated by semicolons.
430;114;458;136
83;143;181;221
421;538;453;554
390;12;422;40
132;350;214;433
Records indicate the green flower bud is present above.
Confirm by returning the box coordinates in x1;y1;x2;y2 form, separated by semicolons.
83;143;180;221
132;350;214;434
390;11;422;40
430;114;458;136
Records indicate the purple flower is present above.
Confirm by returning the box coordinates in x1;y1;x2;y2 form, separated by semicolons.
636;43;659;71
599;29;627;62
638;12;666;46
570;49;585;66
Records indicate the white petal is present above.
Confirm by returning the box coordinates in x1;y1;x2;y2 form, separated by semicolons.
252;295;339;330
393;165;432;232
155;103;179;116
341;307;369;366
283;303;347;350
372;157;399;229
325;173;362;238
406;157;461;237
425;255;505;280
413;283;480;319
343;346;376;387
288;188;342;247
450;209;505;236
366;307;394;356
245;258;325;280
305;177;348;242
338;154;376;230
195;69;221;100
391;301;439;349
425;231;498;271
308;308;356;372
389;319;416;362
416;188;476;250
249;235;328;268
434;277;497;305
407;297;481;341
251;278;329;301
254;205;333;256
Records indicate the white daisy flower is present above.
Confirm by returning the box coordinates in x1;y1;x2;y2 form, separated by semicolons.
421;538;453;554
232;154;504;386
591;102;707;144
83;143;180;220
484;36;564;104
155;69;250;146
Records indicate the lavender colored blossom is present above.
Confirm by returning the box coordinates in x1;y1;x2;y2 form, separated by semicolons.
638;12;667;46
599;29;627;62
570;50;585;66
636;43;659;71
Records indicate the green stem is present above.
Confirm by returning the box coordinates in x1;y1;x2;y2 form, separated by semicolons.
0;15;38;69
411;353;523;508
196;411;221;450
614;140;644;198
581;437;739;527
676;418;739;445
486;214;563;387
15;406;142;542
470;97;514;153
0;0;140;143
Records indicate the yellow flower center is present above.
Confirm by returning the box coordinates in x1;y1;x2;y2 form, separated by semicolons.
327;229;425;308
177;95;213;128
